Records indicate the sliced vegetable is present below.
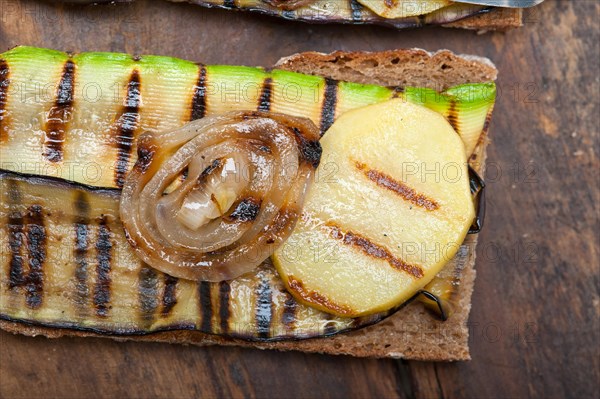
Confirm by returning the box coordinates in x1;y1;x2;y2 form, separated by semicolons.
0;169;393;339
358;0;452;19
273;99;474;317
0;46;494;189
120;111;321;281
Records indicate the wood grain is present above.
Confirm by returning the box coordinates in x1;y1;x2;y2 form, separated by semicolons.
0;0;598;398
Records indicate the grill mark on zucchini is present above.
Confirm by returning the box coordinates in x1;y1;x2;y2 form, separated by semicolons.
282;293;297;331
113;69;141;188
349;0;363;21
391;86;404;98
0;59;9;142
320;78;338;134
0;169;400;340
23;205;46;309
256;273;273;338
93;217;113;317
43;59;75;163
446;100;460;134
224;0;236;8
161;274;178;317
190;64;208;121
354;161;439;211
73;191;91;309
7;179;25;289
257;77;273;112
327;224;424;279
139;265;159;326
199;281;213;333
219;281;231;334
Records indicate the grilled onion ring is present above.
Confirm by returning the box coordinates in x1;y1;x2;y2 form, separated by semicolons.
120;111;322;282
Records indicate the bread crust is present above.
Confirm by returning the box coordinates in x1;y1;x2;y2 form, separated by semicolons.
445;7;523;31
1;49;496;361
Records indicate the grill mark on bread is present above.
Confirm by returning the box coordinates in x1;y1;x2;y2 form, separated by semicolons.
320;78;338;134
139;265;159;326
199;281;213;333
24;205;46;309
287;276;354;316
93;217;113;317
256;274;273;339
219;281;231;334
43;59;76;163
224;0;235;7
73;191;91;309
258;77;273;112
7;179;25;289
113;69;141;188
161;274;178;317
327;223;424;279
355;161;439;211
446;99;460;134
190;64;208;120
0;59;10;142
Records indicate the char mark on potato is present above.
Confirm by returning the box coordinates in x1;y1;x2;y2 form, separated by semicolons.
327;223;424;279
355;161;439;211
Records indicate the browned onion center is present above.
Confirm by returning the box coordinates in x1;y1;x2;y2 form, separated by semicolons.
120;111;322;282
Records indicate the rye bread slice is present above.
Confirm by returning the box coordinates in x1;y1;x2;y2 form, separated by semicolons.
445;7;523;31
1;49;496;361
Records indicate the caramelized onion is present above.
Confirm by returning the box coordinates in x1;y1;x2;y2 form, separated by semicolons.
120;111;322;282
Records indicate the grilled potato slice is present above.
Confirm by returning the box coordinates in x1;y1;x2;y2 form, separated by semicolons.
357;0;452;19
272;99;474;317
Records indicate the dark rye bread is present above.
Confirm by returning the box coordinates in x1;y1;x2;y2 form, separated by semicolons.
0;49;496;361
445;7;523;31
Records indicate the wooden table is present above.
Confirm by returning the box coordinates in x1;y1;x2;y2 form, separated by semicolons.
0;0;598;397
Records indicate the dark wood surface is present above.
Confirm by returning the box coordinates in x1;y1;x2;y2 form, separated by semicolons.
0;0;598;398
